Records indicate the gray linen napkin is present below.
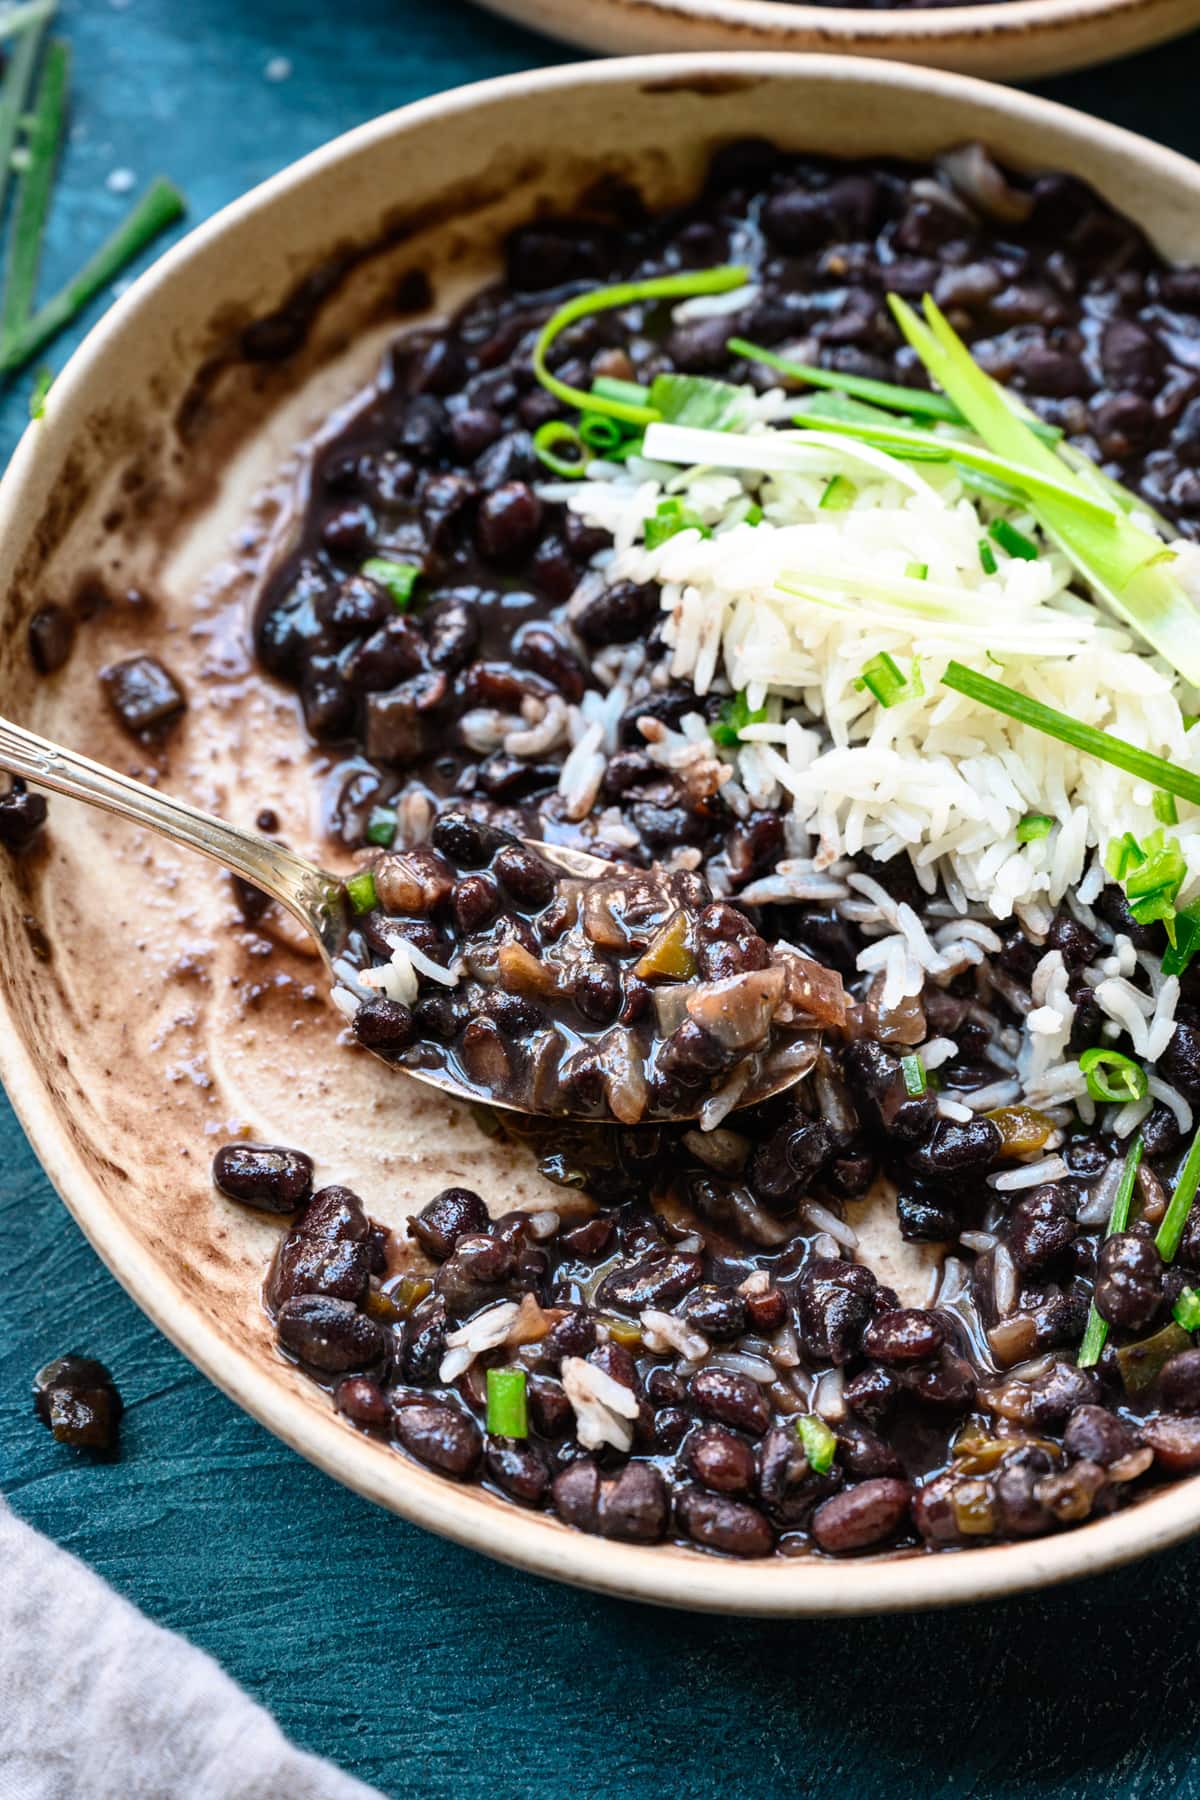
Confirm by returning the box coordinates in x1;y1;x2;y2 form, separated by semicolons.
0;1499;383;1800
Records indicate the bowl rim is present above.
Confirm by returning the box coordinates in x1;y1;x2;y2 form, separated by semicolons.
5;50;1200;1614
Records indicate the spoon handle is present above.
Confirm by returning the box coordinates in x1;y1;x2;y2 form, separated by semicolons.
0;715;345;959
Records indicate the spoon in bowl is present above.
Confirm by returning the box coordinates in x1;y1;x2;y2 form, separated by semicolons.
0;715;837;1124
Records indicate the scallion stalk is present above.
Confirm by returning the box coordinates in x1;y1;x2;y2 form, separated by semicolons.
0;35;68;347
1156;1132;1200;1263
1078;1133;1144;1367
0;2;53;242
486;1366;528;1438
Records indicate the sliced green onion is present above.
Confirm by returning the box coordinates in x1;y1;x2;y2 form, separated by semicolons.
579;410;626;453
27;361;50;419
1185;715;1200;733
590;374;650;409
796;1412;837;1475
1157;1131;1200;1263
744;502;764;527
532;265;749;428
362;558;420;611
532;418;586;479
365;806;397;848
1079;1046;1149;1104
855;651;911;708
900;1053;927;1097
486;1366;528;1438
710;689;767;747
940;661;1200;809
989;517;1039;562
1117;829;1186;939
649;371;753;432
904;560;928;581
1016;812;1054;844
1105;832;1145;882
890;293;1200;688
1078;1133;1144;1367
1174;1286;1200;1333
978;538;997;575
796;390;896;428
728;336;964;423
1163;901;1200;979
643;496;711;550
1155;790;1180;826
819;473;855;512
345;869;377;915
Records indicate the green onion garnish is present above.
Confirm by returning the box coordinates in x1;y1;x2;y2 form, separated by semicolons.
365;806;397;848
744;502;764;527
27;361;50;419
486;1366;528;1438
1174;1286;1200;1333
1016;813;1054;844
1078;1046;1148;1105
1157;1131;1200;1263
728;336;963;423
890;293;1200;688
710;689;767;747
1105;832;1144;882
0;33;67;349
819;473;855;512
978;538;998;575
345;869;377;915
0;5;53;245
904;560;928;581
1163;901;1200;979
532;419;586;479
1078;1133;1144;1367
362;558;420;611
856;651;911;709
1110;829;1187;939
649;371;753;433
940;661;1200;809
579;410;626;453
900;1053;927;1097
796;1412;837;1475
989;517;1039;562
643;496;711;550
590;374;650;409
532;265;749;428
1155;791;1180;827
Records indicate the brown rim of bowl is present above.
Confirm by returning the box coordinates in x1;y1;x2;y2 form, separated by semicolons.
474;0;1200;79
3;53;1200;1615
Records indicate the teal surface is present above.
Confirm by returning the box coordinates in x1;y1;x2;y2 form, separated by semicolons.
2;4;1200;1794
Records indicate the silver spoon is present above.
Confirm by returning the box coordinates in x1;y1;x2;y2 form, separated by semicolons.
0;716;817;1120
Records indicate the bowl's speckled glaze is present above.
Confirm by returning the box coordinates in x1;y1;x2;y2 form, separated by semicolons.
5;56;1200;1614
474;0;1200;81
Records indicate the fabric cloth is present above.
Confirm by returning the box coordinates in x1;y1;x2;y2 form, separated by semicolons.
0;1499;382;1800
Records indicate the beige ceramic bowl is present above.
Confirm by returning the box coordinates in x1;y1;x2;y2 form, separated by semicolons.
477;0;1200;80
4;55;1200;1615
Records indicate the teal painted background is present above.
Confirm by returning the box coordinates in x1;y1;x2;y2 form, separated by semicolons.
3;4;1200;1793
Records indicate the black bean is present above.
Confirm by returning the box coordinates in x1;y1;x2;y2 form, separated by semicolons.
394;1403;482;1478
315;573;392;639
646;1367;686;1408
993;1447;1055;1537
515;625;587;703
33;1356;123;1456
410;1187;490;1260
1007;1184;1078;1273
900;1348;976;1413
334;1375;390;1429
268;1234;370;1308
862;1308;944;1365
910;1116;1002;1178
449;406;504;460
0;782;47;849
575;580;659;647
431;807;505;869
276;1295;386;1372
1062;1403;1136;1466
354;996;416;1053
435;1233;514;1314
843;1366;898;1429
100;654;186;734
295;1184;370;1243
1100;318;1163;394
749;1120;834;1210
528;1373;571;1437
1161;1348;1200;1413
796;1258;877;1365
400;1295;447;1383
425;591;482;672
559;1214;615;1260
653;1408;691;1452
835;1422;903;1481
843;1040;936;1143
596;1253;703;1312
484;1438;550;1506
28;602;74;674
573;963;622;1025
598;1463;669;1543
1046;911;1100;969
896;1188;958;1243
675;1487;773;1557
1160;1021;1200;1104
451;872;499;933
745;1287;788;1333
681;1285;748;1340
689;1367;770;1436
1024;1360;1101;1429
683;1423;757;1496
212;1142;313;1213
345;616;426;693
1138;1413;1200;1471
540;1309;597;1369
757;1426;840;1527
475;481;543;561
1142;1102;1184;1163
810;1478;911;1554
1094;1231;1163;1331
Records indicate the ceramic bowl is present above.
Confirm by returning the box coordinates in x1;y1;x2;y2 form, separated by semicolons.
4;54;1200;1615
475;0;1200;82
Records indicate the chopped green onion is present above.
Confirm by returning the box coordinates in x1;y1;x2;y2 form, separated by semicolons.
1016;812;1054;844
904;560;928;581
362;558;420;610
1105;832;1145;882
890;292;1200;688
710;689;767;747
590;374;650;409
365;806;397;848
796;390;896;428
532;265;749;428
819;473;855;512
579;410;626;453
939;661;1200;809
345;869;377;915
744;502;764;527
643;496;711;550
1157;1130;1200;1263
1156;791;1181;827
796;1413;837;1475
988;517;1039;562
1163;901;1200;979
978;538;998;575
1174;1286;1200;1333
1113;829;1187;940
1078;1133;1144;1367
1185;715;1200;733
532;418;586;479
486;1366;528;1438
856;651;911;708
27;361;50;419
0;35;69;349
648;371;753;432
900;1053;927;1097
1079;1046;1148;1104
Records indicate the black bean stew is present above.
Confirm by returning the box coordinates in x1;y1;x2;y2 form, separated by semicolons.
224;142;1200;1559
